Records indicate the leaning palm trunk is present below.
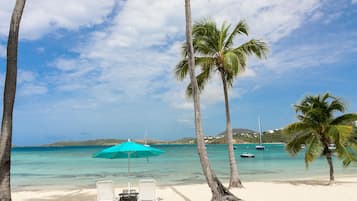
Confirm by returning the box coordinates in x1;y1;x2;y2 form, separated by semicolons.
0;0;26;200
220;71;242;188
184;0;241;200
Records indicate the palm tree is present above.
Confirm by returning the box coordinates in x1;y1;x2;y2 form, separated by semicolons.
0;0;26;200
175;19;268;187
183;1;241;200
284;93;357;184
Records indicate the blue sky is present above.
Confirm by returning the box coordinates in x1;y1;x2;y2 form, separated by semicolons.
0;0;356;146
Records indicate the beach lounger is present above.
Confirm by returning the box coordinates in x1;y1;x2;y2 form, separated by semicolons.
138;179;156;201
96;180;116;201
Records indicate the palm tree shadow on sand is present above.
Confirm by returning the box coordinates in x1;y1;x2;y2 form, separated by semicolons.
26;190;94;201
275;179;357;186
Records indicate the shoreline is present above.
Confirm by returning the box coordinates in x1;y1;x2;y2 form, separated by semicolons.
12;173;357;192
13;142;286;148
12;176;357;201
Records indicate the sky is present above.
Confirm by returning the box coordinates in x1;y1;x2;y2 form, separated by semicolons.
0;0;356;146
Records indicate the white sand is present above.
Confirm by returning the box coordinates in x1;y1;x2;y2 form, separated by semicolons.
12;176;357;201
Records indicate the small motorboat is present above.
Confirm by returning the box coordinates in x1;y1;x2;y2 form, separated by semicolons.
328;144;336;150
255;145;265;150
240;153;255;158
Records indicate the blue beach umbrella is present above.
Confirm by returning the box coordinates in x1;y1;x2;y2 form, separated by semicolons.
93;139;164;177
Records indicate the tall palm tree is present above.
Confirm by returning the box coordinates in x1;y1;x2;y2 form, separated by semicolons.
0;0;26;200
183;1;241;200
284;93;357;184
175;19;268;187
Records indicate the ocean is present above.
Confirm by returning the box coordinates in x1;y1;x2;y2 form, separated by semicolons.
11;144;357;189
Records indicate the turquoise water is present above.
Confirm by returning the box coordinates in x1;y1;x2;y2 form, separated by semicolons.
11;144;357;189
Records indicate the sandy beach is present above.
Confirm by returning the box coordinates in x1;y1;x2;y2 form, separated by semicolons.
12;176;357;201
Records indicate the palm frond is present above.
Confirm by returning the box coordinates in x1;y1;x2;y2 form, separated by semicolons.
335;125;353;138
223;51;241;77
304;136;322;168
328;98;346;114
283;122;310;134
232;48;247;71
186;66;213;97
175;59;189;80
321;92;331;102
330;126;357;167
330;113;357;125
285;131;314;156
193;19;220;53
175;57;215;81
224;20;248;49
218;21;230;50
234;39;268;59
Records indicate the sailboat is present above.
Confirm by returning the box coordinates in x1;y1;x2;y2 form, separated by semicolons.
144;129;150;147
255;116;265;150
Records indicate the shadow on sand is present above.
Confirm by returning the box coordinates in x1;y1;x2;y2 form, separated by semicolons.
26;190;94;201
274;179;357;186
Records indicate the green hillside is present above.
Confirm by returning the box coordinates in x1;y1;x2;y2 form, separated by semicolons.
43;139;124;147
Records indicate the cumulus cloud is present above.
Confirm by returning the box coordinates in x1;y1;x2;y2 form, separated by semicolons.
17;70;48;96
263;41;357;73
49;0;324;110
18;70;36;85
2;0;339;111
0;0;116;39
18;83;48;96
165;73;247;110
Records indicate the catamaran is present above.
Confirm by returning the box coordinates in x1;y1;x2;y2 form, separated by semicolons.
256;116;265;150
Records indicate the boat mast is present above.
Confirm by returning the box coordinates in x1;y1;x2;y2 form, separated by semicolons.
144;128;148;145
258;116;262;145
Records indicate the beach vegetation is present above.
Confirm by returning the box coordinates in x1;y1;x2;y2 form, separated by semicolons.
0;0;26;200
283;92;357;184
175;19;268;188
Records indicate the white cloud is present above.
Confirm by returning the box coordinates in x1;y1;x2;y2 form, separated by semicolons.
263;41;357;73
17;70;48;96
18;83;47;96
49;0;323;110
0;0;116;39
18;70;36;85
165;74;246;110
1;0;330;112
310;11;324;21
352;0;357;4
36;47;45;54
322;12;342;24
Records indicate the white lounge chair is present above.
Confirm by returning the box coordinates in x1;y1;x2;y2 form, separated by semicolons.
96;180;116;201
138;179;156;201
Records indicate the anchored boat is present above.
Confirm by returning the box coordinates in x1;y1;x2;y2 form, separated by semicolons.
240;152;255;158
256;116;265;150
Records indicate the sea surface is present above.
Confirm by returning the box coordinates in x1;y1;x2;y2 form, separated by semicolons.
11;144;357;189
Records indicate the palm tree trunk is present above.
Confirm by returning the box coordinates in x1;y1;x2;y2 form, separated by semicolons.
321;135;334;184
0;1;26;200
326;151;334;184
220;71;242;188
184;1;241;200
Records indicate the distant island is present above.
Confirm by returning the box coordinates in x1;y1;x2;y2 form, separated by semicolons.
42;128;288;147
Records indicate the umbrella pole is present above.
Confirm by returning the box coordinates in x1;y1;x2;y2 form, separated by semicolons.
128;152;131;192
128;152;130;177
